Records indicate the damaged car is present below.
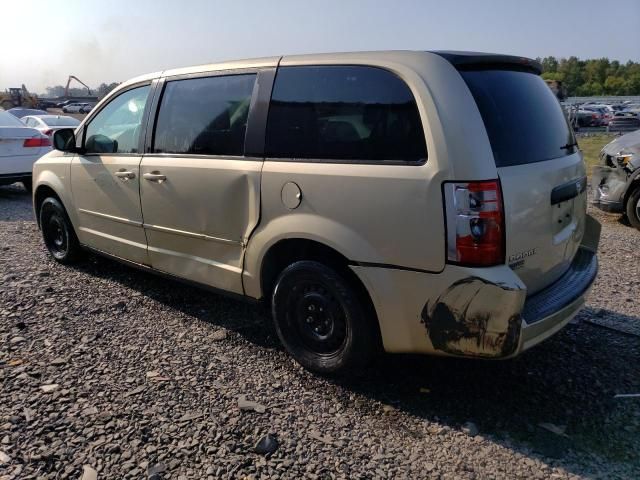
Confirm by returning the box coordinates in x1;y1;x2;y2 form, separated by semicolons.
33;51;600;374
592;129;640;230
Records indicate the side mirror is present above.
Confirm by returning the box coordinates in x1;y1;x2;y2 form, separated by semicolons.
85;134;118;154
53;128;77;152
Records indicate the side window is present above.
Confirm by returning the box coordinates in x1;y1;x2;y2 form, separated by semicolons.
265;66;427;162
24;118;35;127
153;74;256;156
84;85;150;154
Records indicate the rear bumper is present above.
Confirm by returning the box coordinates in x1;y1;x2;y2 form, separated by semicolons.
516;247;597;354
351;216;601;359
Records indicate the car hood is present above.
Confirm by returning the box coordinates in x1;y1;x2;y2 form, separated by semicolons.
602;129;640;155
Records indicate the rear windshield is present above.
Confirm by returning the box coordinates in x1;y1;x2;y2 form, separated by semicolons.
0;111;24;127
461;69;575;167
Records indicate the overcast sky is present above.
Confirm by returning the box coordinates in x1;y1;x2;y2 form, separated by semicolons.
2;0;639;93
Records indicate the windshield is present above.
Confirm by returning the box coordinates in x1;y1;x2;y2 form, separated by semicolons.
461;69;575;167
43;116;80;127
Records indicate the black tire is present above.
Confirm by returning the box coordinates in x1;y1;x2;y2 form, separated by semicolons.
625;187;640;231
271;260;378;375
21;178;32;193
39;197;82;264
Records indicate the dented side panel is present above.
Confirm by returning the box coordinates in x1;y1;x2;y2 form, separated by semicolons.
139;156;263;294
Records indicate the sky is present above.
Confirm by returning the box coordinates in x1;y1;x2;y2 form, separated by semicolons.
2;0;639;93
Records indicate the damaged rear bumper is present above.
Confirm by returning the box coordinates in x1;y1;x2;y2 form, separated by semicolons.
350;215;601;359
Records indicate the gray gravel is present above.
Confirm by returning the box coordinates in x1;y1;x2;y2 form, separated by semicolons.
1;183;639;479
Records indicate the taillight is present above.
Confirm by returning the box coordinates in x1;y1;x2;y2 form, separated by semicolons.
23;136;51;148
443;180;505;266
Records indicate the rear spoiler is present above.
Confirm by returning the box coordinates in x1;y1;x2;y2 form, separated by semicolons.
431;51;542;75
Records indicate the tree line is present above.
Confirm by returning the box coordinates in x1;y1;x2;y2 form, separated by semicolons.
538;56;640;97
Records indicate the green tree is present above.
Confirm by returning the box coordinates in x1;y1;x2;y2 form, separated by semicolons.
539;56;640;96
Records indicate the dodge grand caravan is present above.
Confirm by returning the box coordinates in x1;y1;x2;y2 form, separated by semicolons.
33;51;600;374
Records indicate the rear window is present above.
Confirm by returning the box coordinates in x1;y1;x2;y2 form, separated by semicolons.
265;66;427;163
0;111;24;127
461;69;575;167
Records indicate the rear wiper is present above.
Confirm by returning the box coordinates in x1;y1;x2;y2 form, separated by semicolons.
560;142;578;151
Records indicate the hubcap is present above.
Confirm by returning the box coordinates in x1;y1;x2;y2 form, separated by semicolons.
288;282;347;355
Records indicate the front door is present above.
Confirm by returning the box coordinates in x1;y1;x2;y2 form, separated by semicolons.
70;84;152;264
140;73;261;294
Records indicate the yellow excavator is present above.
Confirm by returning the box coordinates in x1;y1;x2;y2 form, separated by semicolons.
0;84;38;110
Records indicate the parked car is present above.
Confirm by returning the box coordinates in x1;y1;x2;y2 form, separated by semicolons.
62;103;90;113
21;115;80;139
56;100;74;108
5;107;49;119
0;110;51;191
592;129;640;229
581;106;608;126
607;114;640;133
37;99;57;110
79;104;94;114
33;51;600;374
585;104;615;125
576;109;600;127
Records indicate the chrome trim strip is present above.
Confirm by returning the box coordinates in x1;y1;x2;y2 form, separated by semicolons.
147;245;242;274
78;227;148;250
143;223;241;246
78;208;143;227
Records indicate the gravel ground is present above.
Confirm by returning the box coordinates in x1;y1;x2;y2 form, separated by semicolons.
0;184;638;479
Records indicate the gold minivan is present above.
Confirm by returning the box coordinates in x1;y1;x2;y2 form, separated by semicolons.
33;51;600;374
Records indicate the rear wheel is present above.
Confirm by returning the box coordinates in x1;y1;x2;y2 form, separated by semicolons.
39;197;82;264
625;187;640;231
271;261;378;375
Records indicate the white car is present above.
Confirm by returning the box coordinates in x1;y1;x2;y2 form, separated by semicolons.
62;103;89;113
0;110;52;191
22;115;80;140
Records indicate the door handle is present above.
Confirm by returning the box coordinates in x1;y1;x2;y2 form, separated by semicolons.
114;170;136;180
143;172;167;183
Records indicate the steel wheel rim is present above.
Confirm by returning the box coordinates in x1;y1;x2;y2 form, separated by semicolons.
287;281;347;355
44;213;68;257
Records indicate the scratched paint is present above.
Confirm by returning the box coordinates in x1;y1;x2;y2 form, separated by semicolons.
421;277;525;358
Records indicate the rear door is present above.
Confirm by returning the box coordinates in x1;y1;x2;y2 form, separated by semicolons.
460;69;586;294
70;84;152;264
139;71;266;294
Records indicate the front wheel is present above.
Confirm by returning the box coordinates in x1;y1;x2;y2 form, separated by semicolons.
271;261;378;375
39;197;82;264
625;187;640;231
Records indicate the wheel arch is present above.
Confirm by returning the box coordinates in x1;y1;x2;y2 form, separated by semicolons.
33;179;74;230
257;237;382;347
623;175;640;208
